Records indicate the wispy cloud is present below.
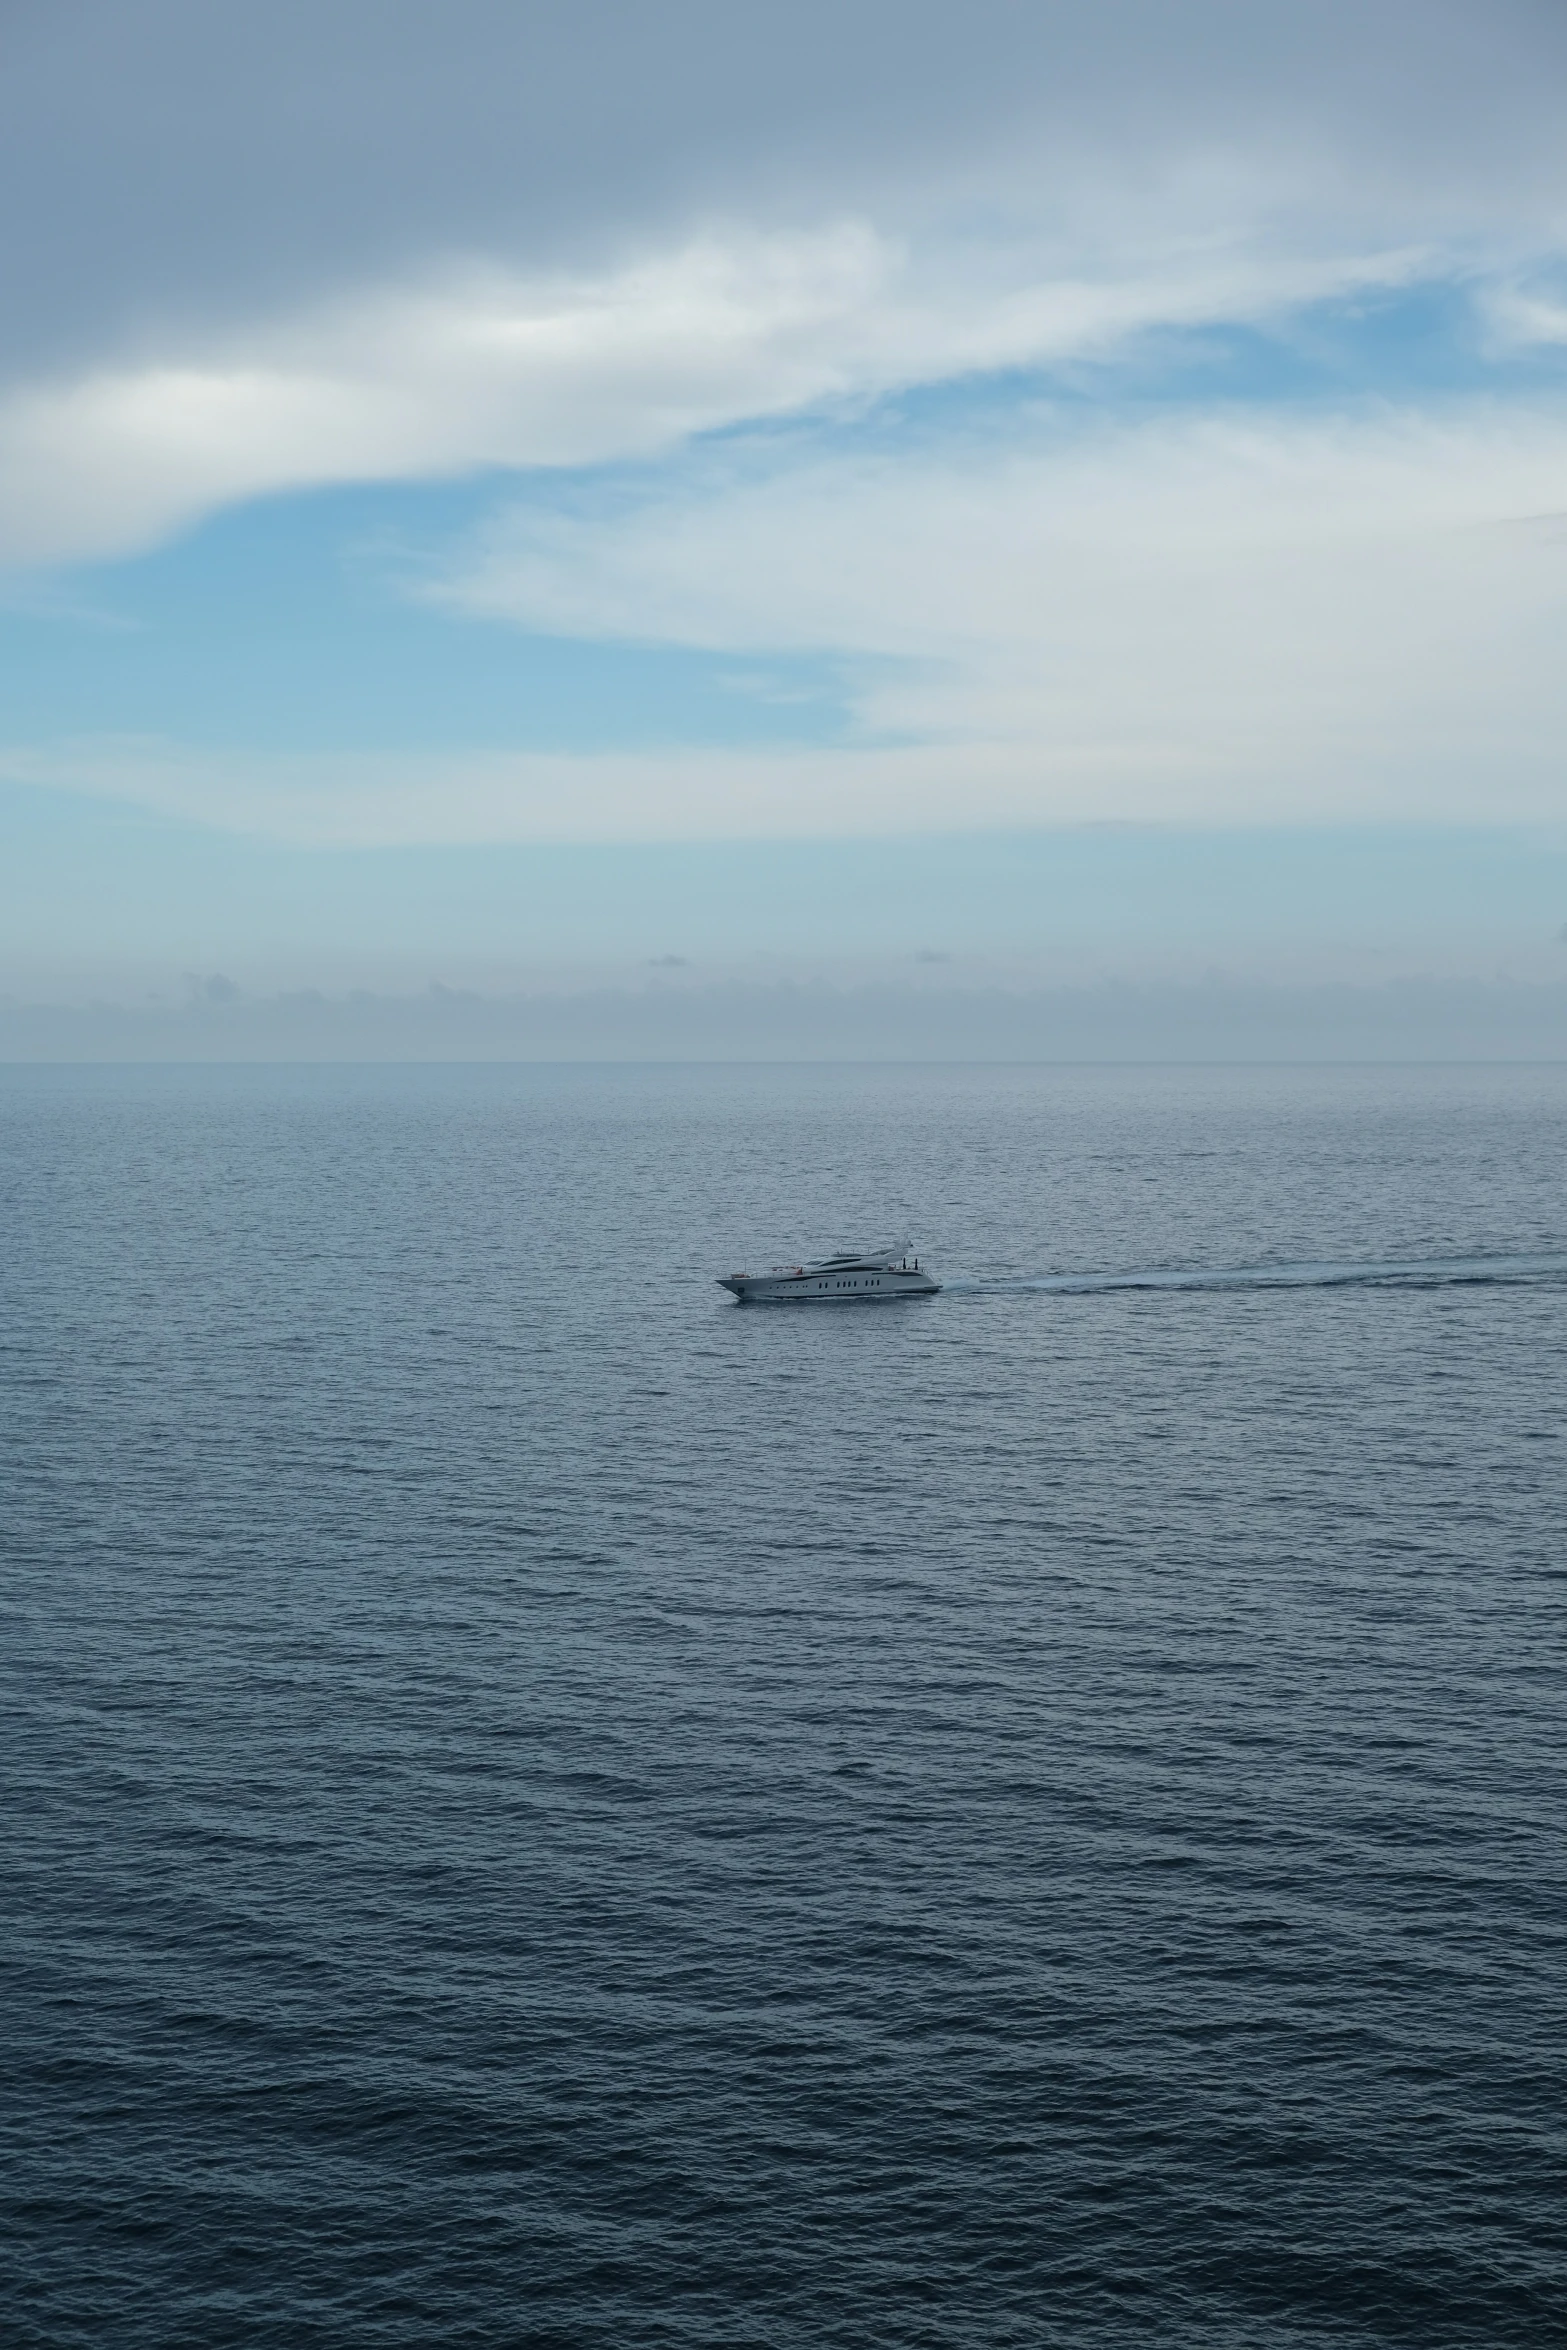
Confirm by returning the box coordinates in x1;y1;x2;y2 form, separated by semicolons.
419;399;1567;826
4;0;1567;865
4;0;1567;581
8;355;1567;837
0;223;1433;570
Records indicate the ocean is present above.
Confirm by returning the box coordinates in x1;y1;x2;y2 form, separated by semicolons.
3;1061;1564;2347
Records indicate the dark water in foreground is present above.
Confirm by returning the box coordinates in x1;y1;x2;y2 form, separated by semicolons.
3;1062;1564;2349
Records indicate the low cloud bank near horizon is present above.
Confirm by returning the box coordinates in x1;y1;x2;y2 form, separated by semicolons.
4;975;1565;1066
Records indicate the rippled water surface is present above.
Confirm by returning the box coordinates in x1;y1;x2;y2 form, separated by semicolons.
3;1062;1565;2348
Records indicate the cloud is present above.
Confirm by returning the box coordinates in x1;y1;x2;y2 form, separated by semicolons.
5;2;1566;366
8;971;1567;1065
11;390;1564;841
3;2;1567;566
4;1;1567;848
0;736;1168;845
0;222;1430;569
1484;280;1567;350
183;970;242;1004
425;399;1567;820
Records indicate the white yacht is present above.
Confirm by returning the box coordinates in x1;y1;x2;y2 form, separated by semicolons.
718;1249;940;1305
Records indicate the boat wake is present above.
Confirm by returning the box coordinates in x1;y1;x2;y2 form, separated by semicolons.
945;1251;1567;1298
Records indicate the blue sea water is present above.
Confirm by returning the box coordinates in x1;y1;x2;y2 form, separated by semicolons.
2;1060;1564;2349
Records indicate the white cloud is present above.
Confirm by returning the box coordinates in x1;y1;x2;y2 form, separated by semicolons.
1484;281;1567;349
1;0;1565;580
11;388;1567;855
2;1;1567;843
0;735;1205;846
8;363;1567;838
0;216;1430;570
424;401;1567;819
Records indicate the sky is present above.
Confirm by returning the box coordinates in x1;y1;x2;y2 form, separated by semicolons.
4;0;1567;1052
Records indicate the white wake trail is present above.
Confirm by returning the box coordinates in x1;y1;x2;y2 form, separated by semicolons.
945;1252;1567;1297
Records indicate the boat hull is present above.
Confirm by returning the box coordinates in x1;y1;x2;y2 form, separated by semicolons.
718;1267;940;1304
